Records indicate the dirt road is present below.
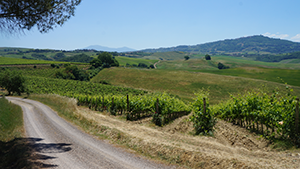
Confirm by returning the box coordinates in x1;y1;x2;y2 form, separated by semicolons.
7;97;172;169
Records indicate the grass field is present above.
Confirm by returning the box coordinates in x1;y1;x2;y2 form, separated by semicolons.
156;57;300;87
91;67;300;104
143;51;189;60
115;56;158;66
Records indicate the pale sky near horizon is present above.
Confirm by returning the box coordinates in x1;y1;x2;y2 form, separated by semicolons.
1;0;300;50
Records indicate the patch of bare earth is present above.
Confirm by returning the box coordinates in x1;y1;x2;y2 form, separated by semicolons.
76;107;300;169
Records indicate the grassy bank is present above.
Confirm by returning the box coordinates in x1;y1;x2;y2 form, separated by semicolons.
0;97;31;169
0;97;23;141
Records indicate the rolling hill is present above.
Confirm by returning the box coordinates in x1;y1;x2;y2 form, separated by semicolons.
141;35;300;55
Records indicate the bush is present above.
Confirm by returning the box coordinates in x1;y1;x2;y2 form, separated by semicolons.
218;62;229;69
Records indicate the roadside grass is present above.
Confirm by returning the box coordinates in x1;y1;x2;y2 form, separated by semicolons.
91;67;300;104
0;96;32;169
0;97;23;141
115;56;158;67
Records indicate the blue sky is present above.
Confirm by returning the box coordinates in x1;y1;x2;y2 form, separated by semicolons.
1;0;300;50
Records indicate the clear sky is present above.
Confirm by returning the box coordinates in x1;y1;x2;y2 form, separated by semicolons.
1;0;300;50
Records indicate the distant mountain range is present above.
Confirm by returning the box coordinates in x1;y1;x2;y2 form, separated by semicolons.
84;45;135;52
140;35;300;55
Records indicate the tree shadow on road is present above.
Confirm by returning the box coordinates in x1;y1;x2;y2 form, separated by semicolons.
0;137;72;168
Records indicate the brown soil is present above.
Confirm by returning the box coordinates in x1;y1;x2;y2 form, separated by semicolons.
76;107;300;169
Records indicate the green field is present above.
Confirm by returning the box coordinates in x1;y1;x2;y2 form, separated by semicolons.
0;56;82;65
143;51;189;60
115;56;158;66
191;55;300;69
91;67;300;104
0;47;98;59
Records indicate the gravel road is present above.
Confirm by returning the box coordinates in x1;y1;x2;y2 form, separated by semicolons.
7;97;173;169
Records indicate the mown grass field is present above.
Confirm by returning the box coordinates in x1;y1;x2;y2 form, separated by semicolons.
91;67;300;104
115;56;158;66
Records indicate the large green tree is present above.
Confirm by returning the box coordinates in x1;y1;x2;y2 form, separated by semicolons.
0;0;81;34
0;70;26;95
91;52;119;68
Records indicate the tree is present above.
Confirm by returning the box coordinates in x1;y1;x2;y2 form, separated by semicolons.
0;0;81;34
205;54;211;60
0;70;26;95
90;52;119;68
55;65;89;81
184;55;190;60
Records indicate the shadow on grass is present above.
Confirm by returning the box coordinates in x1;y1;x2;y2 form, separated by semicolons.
0;137;72;168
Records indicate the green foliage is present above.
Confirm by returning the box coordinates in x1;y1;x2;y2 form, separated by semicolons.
76;92;191;126
90;52;119;69
184;55;190;60
255;51;300;62
55;65;89;81
138;63;148;68
0;0;82;33
59;53;93;63
0;70;26;95
214;88;299;142
53;53;66;60
189;91;216;135
97;52;119;68
205;54;211;60
90;58;102;68
217;62;229;69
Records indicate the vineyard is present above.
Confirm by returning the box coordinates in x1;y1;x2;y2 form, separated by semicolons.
76;93;191;126
23;75;300;141
0;57;68;65
26;76;147;96
23;76;191;125
213;88;300;142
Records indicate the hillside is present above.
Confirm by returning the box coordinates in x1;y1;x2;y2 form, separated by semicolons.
141;35;300;55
